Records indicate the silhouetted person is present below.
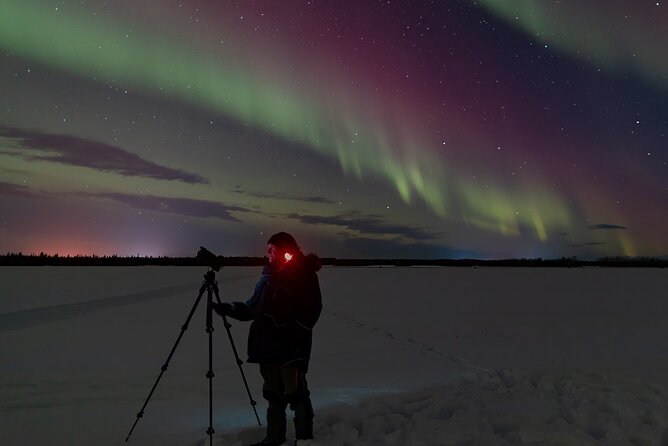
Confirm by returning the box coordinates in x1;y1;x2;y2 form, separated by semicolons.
213;232;322;445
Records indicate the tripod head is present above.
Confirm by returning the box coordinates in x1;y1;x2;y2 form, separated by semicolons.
203;270;216;283
197;246;224;272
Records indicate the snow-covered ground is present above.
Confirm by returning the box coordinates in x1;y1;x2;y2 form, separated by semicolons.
1;266;667;445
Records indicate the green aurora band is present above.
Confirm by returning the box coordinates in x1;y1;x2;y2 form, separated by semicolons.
0;1;576;242
476;0;668;90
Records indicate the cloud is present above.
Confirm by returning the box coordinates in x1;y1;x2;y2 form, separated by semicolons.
287;212;440;241
589;224;628;230
232;186;335;204
0;180;250;222
86;192;249;222
0;126;207;184
0;166;29;175
569;242;605;248
0;181;45;199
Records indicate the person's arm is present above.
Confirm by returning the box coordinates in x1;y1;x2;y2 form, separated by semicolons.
236;272;273;320
213;272;269;321
213;301;253;321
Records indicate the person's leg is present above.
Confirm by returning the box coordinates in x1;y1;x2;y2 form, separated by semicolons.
259;364;287;444
291;396;314;440
281;367;314;440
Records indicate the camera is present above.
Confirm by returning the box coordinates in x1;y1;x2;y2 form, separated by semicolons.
197;246;224;272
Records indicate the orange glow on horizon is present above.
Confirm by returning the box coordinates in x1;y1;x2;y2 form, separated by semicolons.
17;237;161;257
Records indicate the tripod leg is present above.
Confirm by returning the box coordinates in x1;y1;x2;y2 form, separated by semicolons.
125;282;208;442
213;282;262;426
205;286;215;445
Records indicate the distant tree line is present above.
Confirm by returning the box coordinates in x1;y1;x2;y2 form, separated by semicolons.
323;256;667;268
0;252;269;267
1;252;666;267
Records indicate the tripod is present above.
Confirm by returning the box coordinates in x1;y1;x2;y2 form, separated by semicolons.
125;269;261;445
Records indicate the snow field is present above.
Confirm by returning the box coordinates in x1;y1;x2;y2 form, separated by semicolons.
1;266;667;445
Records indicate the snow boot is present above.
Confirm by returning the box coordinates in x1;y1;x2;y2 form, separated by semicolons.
257;404;286;445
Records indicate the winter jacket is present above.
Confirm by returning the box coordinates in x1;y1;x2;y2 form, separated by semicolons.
226;253;322;369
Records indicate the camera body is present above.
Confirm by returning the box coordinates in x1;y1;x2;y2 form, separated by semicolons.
197;246;224;272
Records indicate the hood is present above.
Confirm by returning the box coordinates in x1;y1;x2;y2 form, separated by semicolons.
303;253;321;272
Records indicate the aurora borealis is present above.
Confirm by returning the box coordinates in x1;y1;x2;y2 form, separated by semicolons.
0;1;666;258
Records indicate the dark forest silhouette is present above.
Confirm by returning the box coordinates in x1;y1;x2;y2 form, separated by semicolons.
1;252;666;267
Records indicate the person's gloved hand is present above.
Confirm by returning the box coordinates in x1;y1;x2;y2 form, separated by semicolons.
212;302;234;316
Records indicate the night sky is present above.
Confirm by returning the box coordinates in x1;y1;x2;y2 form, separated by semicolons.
1;1;666;259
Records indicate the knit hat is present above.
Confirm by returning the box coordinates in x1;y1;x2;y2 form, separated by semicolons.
267;232;299;251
